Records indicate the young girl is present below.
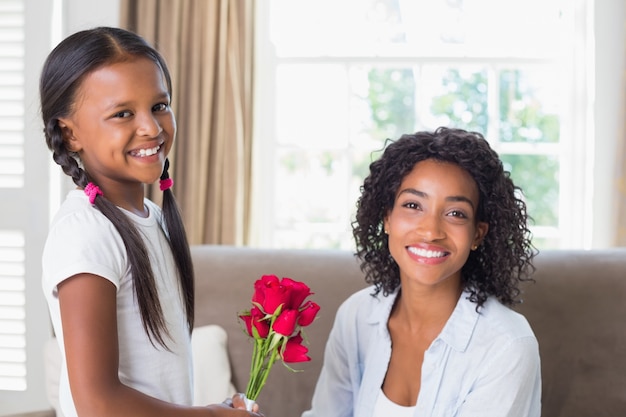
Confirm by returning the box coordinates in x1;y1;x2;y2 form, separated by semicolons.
303;127;541;417
40;27;261;417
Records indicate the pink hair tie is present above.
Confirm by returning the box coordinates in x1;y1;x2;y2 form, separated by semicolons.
84;182;103;204
160;178;173;191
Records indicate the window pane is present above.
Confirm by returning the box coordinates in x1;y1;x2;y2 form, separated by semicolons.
499;68;561;143
270;0;563;58
276;64;349;148
350;65;417;142
426;65;489;134
270;0;405;57
273;148;353;249
501;154;559;227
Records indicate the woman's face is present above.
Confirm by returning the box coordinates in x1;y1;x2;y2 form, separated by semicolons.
383;159;488;292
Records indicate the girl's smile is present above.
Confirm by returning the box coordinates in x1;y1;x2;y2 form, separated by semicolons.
128;141;165;158
58;56;175;211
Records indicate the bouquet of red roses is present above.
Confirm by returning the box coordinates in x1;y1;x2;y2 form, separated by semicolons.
238;275;321;402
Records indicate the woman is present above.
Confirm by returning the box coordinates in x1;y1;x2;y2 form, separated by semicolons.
303;127;541;417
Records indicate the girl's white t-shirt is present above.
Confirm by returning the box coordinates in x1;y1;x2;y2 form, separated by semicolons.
42;190;193;417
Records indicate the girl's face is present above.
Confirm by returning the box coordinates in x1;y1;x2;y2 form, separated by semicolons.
58;57;175;198
383;159;488;292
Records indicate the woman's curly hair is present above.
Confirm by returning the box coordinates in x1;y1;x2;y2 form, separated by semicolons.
352;127;537;307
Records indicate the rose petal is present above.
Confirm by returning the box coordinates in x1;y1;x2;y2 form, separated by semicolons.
297;301;320;327
251;306;270;338
252;275;280;307
272;309;298;336
282;333;311;363
239;313;254;337
282;277;312;309
263;284;288;315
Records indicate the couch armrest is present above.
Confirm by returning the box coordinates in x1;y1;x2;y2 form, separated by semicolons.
1;410;55;417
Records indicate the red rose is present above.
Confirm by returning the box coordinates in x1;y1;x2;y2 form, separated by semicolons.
240;306;269;339
252;275;280;311
281;277;312;309
260;276;292;314
297;301;320;327
282;333;310;363
240;275;320;401
272;309;298;336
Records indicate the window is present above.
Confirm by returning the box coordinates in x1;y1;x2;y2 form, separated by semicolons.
0;0;54;412
0;0;24;189
254;0;590;250
0;0;27;391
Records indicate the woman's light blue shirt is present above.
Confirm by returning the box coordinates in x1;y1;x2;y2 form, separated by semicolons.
302;286;541;417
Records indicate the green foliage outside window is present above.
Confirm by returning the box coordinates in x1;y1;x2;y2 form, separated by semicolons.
363;66;560;234
429;68;489;135
367;68;417;141
499;69;560;143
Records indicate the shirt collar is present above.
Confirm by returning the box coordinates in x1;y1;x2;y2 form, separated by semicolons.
366;287;481;352
437;291;481;352
366;287;398;325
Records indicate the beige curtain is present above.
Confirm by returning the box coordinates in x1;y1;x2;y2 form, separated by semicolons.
120;0;254;245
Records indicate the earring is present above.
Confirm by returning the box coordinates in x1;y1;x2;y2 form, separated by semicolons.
384;230;389;235
471;244;478;250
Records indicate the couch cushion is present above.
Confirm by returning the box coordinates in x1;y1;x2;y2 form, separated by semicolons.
191;324;237;405
516;249;626;416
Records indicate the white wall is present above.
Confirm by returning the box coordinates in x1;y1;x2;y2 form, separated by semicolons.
63;0;120;34
592;0;625;248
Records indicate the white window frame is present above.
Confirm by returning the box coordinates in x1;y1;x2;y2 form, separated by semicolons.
251;0;617;250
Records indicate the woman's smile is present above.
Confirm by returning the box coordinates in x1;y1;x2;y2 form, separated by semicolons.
406;242;451;266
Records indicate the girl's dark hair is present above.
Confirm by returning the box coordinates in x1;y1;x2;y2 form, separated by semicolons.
40;27;194;347
352;127;536;307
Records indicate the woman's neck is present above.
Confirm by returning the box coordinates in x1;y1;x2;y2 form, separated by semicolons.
391;281;462;335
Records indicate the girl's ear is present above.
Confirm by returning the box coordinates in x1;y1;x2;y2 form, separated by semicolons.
58;119;82;152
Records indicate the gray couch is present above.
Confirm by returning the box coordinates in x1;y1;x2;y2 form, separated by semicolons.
7;246;626;417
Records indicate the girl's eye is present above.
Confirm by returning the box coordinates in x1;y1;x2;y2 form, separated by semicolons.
113;110;132;118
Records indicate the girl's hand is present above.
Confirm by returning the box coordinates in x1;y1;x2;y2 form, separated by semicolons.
221;393;262;415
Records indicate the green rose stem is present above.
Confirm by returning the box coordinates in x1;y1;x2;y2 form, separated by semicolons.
246;338;280;400
245;311;284;401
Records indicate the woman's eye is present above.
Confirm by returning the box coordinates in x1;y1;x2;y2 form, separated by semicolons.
153;103;169;112
448;210;467;218
402;202;420;209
